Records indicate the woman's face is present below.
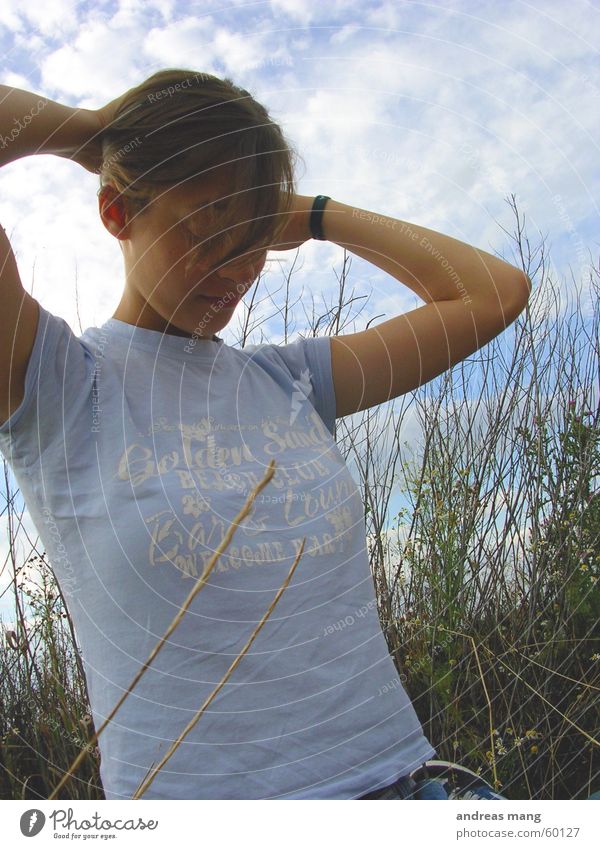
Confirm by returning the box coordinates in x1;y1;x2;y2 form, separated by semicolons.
114;170;269;337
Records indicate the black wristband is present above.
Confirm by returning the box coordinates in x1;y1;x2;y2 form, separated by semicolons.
310;195;330;241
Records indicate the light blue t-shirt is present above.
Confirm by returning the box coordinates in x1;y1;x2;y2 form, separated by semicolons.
0;304;434;799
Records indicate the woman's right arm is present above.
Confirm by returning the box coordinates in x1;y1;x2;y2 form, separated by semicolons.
0;85;102;425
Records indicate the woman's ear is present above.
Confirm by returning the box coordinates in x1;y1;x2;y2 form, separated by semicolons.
98;185;131;239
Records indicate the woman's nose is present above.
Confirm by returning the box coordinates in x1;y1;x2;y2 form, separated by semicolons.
216;253;266;286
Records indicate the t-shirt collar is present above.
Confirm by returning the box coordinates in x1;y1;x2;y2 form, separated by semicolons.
98;317;225;359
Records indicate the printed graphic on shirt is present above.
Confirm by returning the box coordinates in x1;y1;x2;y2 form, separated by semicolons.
115;409;362;580
290;367;313;425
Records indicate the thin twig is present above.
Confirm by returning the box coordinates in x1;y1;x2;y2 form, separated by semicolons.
48;460;277;800
440;626;498;789
506;646;600;693
483;646;600;749
133;537;306;799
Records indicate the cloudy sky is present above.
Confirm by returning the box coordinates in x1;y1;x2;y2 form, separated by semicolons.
0;0;598;621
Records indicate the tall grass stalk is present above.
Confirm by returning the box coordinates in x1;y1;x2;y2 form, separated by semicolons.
1;198;598;799
347;202;600;799
46;461;278;799
133;537;305;799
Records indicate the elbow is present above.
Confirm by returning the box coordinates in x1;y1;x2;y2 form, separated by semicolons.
500;271;531;323
515;271;532;311
519;271;533;302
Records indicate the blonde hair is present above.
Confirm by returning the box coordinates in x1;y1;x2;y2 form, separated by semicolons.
99;68;299;268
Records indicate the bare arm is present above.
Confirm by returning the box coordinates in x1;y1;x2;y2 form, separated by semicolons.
322;198;530;307
0;84;102;424
0;84;102;170
322;198;530;416
274;194;530;417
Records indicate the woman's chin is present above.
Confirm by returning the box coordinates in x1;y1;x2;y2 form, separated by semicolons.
165;304;234;337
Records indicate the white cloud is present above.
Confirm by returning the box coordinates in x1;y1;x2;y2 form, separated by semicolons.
41;18;147;100
23;0;81;37
0;0;24;33
330;23;361;44
0;0;596;335
0;155;123;331
0;0;82;37
213;29;269;75
0;71;34;90
270;0;363;26
269;0;314;26
142;16;216;69
116;0;177;24
143;18;271;77
0;0;597;634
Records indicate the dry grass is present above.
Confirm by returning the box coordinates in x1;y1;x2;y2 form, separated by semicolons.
1;197;598;799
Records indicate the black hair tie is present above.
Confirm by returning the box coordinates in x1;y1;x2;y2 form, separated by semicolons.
310;195;330;241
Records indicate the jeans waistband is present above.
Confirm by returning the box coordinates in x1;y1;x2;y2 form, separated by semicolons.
358;774;417;800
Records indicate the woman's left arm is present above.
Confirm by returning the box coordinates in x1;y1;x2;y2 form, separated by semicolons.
283;196;531;418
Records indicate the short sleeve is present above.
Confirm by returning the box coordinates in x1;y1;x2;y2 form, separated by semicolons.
246;335;337;439
0;304;94;468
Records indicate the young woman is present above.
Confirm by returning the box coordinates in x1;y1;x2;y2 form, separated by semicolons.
0;69;530;800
